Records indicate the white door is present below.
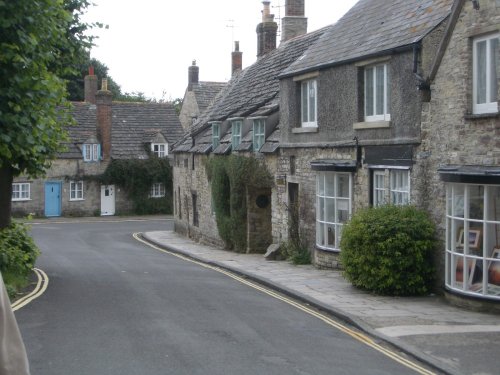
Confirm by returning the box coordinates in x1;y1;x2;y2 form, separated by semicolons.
100;185;115;216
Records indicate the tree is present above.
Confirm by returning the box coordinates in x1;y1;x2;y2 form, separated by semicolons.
0;0;95;229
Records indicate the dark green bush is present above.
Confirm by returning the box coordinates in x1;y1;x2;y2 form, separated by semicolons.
340;205;436;296
0;222;40;298
281;239;311;265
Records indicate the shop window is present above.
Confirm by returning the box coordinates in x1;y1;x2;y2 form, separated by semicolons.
316;172;352;251
445;184;500;299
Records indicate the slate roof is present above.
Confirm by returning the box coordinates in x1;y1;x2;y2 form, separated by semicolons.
281;0;454;77
191;81;227;115
172;26;330;155
206;26;328;122
60;101;183;159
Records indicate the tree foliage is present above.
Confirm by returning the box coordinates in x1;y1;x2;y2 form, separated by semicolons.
206;155;273;252
0;0;95;228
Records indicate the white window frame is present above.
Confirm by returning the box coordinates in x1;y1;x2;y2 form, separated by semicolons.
445;183;500;300
150;183;165;198
69;181;84;201
83;143;101;162
473;33;499;114
151;143;168;158
231;120;242;149
12;183;30;201
316;172;352;252
212;123;220;150
371;168;410;206
253;119;265;152
301;79;317;127
373;171;386;206
364;63;391;122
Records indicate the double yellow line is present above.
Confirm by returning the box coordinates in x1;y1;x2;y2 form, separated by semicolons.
134;233;436;375
11;268;49;312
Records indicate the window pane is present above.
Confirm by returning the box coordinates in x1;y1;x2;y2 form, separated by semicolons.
325;173;336;196
309;81;316;122
365;67;374;116
326;224;335;247
490;38;499;103
317;174;325;196
476;40;487;104
337;174;349;198
301;82;308;123
325;197;335;223
318;196;325;221
376;65;385;115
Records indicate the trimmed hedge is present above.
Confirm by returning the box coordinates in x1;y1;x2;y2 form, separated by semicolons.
0;222;40;298
340;205;436;296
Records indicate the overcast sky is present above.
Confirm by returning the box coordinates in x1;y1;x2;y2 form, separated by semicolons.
83;0;358;100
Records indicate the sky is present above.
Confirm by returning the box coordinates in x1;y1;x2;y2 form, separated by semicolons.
83;0;359;100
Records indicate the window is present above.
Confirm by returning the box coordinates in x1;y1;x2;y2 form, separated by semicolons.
12;183;30;201
231;120;242;148
83;143;101;162
253;119;265;151
150;183;165;198
365;64;390;121
316;172;352;251
69;181;84;201
445;184;500;300
212;123;220;150
372;169;410;206
373;171;386;206
473;33;499;114
301;79;317;127
151;143;168;158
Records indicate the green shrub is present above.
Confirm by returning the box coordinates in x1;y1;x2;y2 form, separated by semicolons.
0;222;40;298
281;239;311;265
340;205;436;296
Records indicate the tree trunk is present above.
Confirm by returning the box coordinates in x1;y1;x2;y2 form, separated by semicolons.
0;166;13;229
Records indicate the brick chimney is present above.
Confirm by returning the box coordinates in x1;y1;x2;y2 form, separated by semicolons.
231;41;242;76
281;0;307;42
96;78;112;161
188;60;199;91
256;1;278;58
84;66;98;104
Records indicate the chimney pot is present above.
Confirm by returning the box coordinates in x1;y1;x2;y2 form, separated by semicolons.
256;1;278;58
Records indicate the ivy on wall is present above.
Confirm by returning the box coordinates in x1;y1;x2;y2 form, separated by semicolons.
99;158;173;214
206;155;273;252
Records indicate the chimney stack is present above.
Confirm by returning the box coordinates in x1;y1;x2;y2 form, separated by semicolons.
281;0;307;42
256;1;278;58
188;60;199;91
96;78;112;161
84;66;98;104
231;41;242;76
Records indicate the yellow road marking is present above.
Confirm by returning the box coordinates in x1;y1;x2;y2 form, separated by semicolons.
12;268;49;311
134;233;436;375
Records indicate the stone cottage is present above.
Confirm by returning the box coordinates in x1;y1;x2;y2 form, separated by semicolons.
417;0;500;302
11;70;183;217
173;0;326;252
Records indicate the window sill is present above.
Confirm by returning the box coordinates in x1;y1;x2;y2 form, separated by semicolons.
292;127;319;134
315;245;340;253
353;121;391;130
12;199;31;202
464;112;499;120
69;198;84;202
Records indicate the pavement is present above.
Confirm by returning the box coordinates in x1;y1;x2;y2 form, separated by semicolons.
142;230;500;375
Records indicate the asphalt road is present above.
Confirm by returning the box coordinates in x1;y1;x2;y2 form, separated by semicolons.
16;218;427;375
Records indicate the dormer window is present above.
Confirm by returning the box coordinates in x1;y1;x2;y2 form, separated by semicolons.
231;120;242;148
212;122;220;150
83;143;101;162
151;143;168;158
253;119;265;152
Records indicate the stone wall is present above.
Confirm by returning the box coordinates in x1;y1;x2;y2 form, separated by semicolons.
416;0;500;285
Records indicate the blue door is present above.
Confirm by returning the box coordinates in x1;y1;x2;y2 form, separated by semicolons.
45;182;61;217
